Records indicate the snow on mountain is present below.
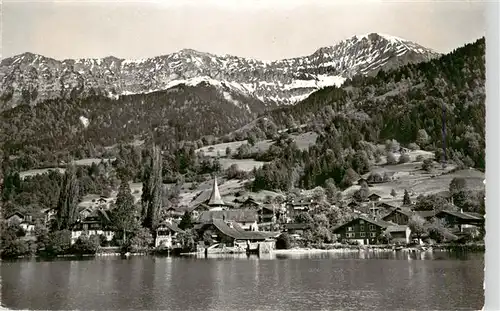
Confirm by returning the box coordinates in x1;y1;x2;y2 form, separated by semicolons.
0;33;440;112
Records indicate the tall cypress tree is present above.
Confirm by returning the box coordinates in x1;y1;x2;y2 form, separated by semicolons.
55;166;79;230
141;144;163;231
113;178;137;242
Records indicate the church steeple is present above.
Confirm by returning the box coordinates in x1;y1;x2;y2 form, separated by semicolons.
207;175;225;206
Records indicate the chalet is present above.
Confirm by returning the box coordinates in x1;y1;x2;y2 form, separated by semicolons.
385;225;412;244
377;202;397;209
196;218;280;248
258;205;281;224
77;207;94;220
70;210;114;245
382;207;413;225
6;212;25;225
155;220;184;248
368;193;382;202
6;212;35;235
435;210;484;233
332;216;393;245
285;199;317;220
239;197;262;209
196;209;259;231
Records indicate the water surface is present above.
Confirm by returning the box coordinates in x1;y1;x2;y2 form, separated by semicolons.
1;251;484;311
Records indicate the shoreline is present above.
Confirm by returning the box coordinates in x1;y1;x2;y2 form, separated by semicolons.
1;243;484;261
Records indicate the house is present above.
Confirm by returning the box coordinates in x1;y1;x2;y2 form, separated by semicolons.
6;212;36;235
6;212;25;225
80;207;95;220
368;193;382;202
70;210;114;245
155;220;184;248
282;223;311;237
385;225;412;244
257;205;281;224
285;200;317;221
41;208;57;226
435;210;484;233
239;197;262;209
382;207;413;225
332;216;393;245
196;218;280;247
196;209;259;231
377;202;397;209
414;210;436;221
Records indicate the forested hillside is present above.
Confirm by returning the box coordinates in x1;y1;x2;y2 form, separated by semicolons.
250;38;485;191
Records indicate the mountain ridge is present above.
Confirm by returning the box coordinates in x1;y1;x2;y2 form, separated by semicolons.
0;33;439;111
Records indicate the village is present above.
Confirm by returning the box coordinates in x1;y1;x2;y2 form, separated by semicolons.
3;172;485;258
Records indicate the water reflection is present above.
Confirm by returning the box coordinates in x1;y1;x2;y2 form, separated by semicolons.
1;251;484;311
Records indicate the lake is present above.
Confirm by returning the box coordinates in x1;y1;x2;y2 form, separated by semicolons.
1;251;484;311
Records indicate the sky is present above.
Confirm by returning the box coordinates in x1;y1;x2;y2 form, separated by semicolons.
1;0;486;61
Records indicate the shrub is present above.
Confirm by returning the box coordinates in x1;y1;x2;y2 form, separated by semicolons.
276;233;292;250
399;153;411;164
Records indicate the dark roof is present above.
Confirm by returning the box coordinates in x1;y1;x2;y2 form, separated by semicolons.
414;210;436;219
368;193;382;198
332;215;392;233
377;202;397;208
6;212;25;220
197;209;258;223
436;210;484;221
386;225;409;233
382;207;413;219
211;219;280;240
157;221;184;233
283;223;311;230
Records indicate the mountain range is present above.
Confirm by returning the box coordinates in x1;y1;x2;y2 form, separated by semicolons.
0;33;438;112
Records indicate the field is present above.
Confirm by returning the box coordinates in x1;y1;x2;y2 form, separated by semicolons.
19;158;115;179
195;131;318;172
195;131;318;157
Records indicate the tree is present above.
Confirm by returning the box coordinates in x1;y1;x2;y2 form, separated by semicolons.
449;177;467;194
112;179;138;243
386;152;397;165
408;215;428;241
398;153;411;164
422;158;434;172
276;233;292;249
341;168;359;188
71;234;100;255
353;182;369;202
324;178;341;203
55;166;80;231
225;147;232;157
416;129;430;147
295;212;313;224
130;227;153;250
390;189;397;198
177;229;196;251
179;211;193;230
403;189;412;206
385;139;400;153
415;194;448;212
45;230;72;256
142;144;163;231
379;231;393;244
